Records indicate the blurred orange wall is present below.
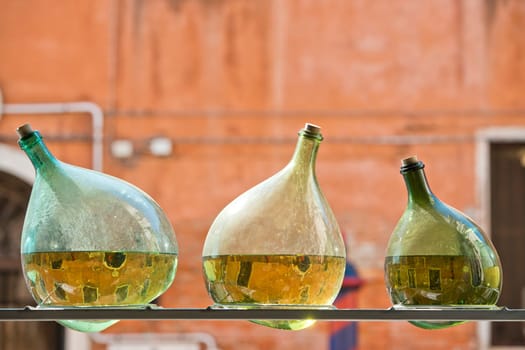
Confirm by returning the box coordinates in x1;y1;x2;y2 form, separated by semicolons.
1;1;525;349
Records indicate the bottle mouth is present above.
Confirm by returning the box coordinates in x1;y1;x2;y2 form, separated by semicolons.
300;123;323;141
400;156;425;173
16;123;43;150
17;123;35;139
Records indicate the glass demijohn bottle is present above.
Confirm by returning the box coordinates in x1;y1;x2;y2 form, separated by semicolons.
384;156;502;329
202;123;346;330
17;124;179;332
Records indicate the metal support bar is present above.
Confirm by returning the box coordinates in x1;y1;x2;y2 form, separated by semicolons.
2;307;525;322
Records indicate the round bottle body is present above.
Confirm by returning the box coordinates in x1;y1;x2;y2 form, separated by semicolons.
202;124;346;330
385;157;502;329
18;126;179;332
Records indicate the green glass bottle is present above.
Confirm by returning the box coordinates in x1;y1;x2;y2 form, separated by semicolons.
384;156;502;329
17;124;178;333
202;123;346;331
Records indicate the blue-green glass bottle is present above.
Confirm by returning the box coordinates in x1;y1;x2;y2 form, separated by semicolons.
202;123;346;330
17;124;178;332
385;156;502;329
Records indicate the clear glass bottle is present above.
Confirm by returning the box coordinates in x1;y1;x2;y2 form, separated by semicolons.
384;156;502;329
202;123;346;330
17;124;178;332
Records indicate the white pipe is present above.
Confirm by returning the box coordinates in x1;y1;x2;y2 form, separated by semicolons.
3;101;104;171
90;332;220;350
64;330;91;350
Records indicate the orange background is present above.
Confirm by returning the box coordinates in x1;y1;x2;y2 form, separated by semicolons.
1;1;525;349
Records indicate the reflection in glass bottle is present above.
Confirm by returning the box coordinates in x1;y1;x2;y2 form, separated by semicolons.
202;123;346;330
17;124;178;332
384;156;502;329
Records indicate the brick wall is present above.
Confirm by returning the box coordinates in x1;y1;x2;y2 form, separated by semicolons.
1;1;525;349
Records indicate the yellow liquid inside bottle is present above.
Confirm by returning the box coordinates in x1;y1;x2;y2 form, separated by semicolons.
22;251;178;332
385;255;501;329
202;254;346;330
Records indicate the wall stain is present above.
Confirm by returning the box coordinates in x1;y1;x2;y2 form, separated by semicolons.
150;31;162;98
168;0;223;13
132;0;144;41
485;0;499;30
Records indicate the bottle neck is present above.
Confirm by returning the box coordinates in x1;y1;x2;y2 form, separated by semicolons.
289;130;322;175
18;131;59;172
402;167;435;206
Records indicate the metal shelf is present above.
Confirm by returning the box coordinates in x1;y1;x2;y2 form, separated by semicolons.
2;306;525;322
